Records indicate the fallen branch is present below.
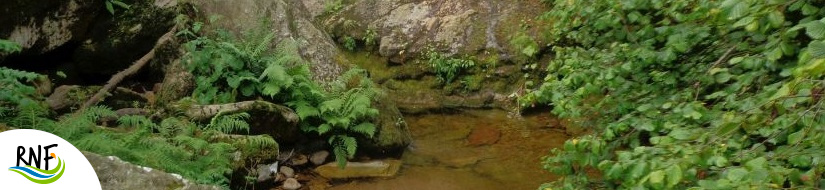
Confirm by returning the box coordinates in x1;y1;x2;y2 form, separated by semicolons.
181;100;299;125
81;26;177;109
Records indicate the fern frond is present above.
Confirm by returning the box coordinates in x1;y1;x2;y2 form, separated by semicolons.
117;115;155;129
288;100;320;120
351;122;376;138
243;134;278;149
206;112;251;134
83;105;117;121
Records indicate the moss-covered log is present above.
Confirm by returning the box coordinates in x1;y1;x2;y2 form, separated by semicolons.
181;100;299;125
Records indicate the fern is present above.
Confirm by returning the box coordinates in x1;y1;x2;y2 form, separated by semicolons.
329;135;358;168
118;115;156;129
206;112;251;134
351;123;376;138
0;39;22;53
304;69;381;168
243;134;278;149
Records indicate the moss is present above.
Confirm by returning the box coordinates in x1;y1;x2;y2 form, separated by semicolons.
338;50;394;82
460;74;484;92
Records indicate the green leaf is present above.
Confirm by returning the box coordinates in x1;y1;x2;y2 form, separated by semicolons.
809;41;825;59
318;124;332;135
745;157;766;170
726;168;748;181
801;3;818;16
351;123;376;138
669;129;696;140
666;165;682;188
788;130;804;144
733;16;754;28
728;2;749;20
111;0;130;9
105;2;115;14
55;71;67;78
770;83;791;101
715;72;733;83
649;170;665;189
767;11;785;28
806;21;825;40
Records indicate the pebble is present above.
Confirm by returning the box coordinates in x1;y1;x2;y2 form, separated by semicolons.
282;178;302;190
279;166;295;178
290;154;308;166
310;150;329;165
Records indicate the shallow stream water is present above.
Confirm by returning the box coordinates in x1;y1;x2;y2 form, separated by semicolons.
330;109;570;190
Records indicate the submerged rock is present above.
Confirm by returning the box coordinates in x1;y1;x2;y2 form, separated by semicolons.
282;178;302;190
290;154;309;166
255;162;279;182
310;150;329;165
314;159;402;179
83;152;220;190
466;125;501;146
279;166;295;178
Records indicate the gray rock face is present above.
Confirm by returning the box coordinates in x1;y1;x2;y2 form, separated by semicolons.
192;0;343;84
84;152;220;190
324;0;549;62
0;0;177;76
72;0;177;76
0;0;101;55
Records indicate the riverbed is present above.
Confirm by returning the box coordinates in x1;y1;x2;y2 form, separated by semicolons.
330;109;569;190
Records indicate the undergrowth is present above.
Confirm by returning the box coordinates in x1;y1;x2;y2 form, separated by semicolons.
525;0;825;189
181;21;380;168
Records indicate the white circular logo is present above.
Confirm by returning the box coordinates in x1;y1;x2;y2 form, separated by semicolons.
0;129;102;189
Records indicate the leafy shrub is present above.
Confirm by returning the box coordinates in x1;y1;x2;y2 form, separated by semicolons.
363;29;378;47
183;24;380;168
324;0;345;14
343;36;357;51
0;70;249;187
426;50;475;83
527;0;825;189
104;0;130;15
509;33;539;58
0;39;22;53
296;69;380;168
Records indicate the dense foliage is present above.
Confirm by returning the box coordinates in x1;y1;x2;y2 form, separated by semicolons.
426;49;476;83
523;0;825;189
181;23;380;168
0;66;259;187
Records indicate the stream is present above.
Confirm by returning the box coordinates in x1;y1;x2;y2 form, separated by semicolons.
330;109;570;190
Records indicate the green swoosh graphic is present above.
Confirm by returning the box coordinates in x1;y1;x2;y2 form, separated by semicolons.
9;158;65;184
24;156;62;174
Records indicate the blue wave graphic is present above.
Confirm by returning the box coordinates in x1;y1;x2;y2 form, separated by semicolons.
8;166;55;179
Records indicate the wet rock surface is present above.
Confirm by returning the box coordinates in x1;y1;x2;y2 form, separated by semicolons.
315;159;403;179
324;0;550;62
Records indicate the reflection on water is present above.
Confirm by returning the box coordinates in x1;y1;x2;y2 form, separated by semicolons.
331;109;570;190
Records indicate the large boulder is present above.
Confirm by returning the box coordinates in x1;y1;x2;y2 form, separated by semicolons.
0;0;101;56
73;0;177;76
323;0;551;62
1;0;177;78
191;0;412;153
84;152;220;190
